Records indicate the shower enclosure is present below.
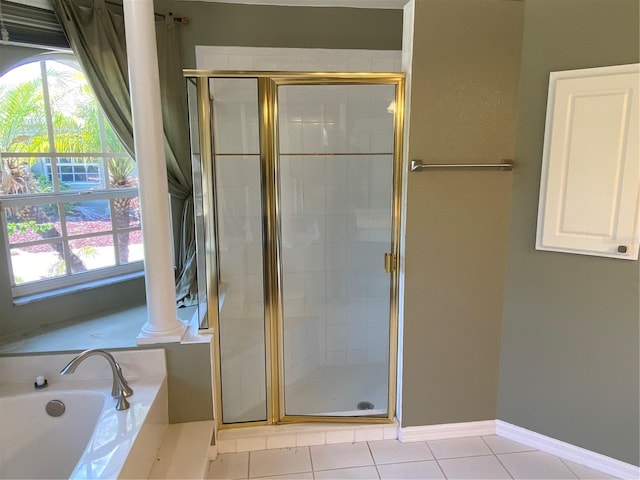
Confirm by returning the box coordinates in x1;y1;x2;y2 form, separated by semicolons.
186;71;404;427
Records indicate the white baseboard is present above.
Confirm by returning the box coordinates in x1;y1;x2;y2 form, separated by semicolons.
496;420;640;480
399;420;496;442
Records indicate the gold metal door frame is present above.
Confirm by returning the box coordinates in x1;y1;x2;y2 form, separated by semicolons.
185;71;405;429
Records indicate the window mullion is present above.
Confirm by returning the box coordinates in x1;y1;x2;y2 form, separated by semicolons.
40;61;61;194
0;203;18;288
111;198;121;265
57;201;72;275
97;111;110;191
103;157;110;191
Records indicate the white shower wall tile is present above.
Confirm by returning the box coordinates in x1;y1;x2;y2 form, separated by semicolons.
326;275;347;300
302;186;326;215
278;56;303;71
302;244;325;271
367;349;388;364
267;435;298;450
326;301;348;325
371;57;396;72
296;432;327;447
354;427;384;442
196;46;401;74
283;273;305;300
347;323;368;350
227;54;253;70
345;349;365;366
252;56;279;70
217;439;237;454
347;297;369;324
303;216;326;244
348;274;370;298
367;324;389;351
326;324;347;352
283;246;304;273
303;157;327;185
200;53;229;69
326;350;347;367
325;215;348;243
236;437;267;452
304;298;326;318
283;299;305;317
325;157;348;184
304;272;326;298
326;429;356;445
302;123;326;152
348;57;373;71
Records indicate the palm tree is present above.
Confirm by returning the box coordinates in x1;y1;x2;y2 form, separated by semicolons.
109;157;136;263
75;76;138;264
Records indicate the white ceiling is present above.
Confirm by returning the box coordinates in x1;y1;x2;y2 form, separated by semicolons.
192;0;409;9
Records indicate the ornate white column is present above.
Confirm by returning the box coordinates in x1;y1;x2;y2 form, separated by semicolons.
123;0;186;344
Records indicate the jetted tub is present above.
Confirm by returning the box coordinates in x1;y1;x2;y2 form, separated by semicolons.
0;350;168;479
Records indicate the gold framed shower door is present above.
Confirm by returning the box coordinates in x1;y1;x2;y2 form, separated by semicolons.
185;71;405;429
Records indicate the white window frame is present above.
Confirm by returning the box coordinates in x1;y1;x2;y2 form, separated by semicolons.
0;54;143;298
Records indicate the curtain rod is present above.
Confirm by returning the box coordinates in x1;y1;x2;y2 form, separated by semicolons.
103;0;189;24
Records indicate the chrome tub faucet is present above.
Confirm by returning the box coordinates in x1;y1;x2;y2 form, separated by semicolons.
60;349;134;411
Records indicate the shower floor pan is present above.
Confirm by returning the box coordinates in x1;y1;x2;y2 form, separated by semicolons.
284;363;389;417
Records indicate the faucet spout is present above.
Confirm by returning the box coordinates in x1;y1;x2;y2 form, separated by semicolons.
60;349;134;411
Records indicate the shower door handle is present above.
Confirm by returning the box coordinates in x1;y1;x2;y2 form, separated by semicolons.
384;253;396;273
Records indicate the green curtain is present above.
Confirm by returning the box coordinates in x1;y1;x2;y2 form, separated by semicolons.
52;0;197;306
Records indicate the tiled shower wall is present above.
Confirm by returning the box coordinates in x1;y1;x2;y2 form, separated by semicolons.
198;47;401;422
278;84;395;387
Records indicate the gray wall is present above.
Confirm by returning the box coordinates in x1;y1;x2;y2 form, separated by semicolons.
401;0;523;427
171;0;402;67
0;45;47;75
498;0;640;466
153;342;213;424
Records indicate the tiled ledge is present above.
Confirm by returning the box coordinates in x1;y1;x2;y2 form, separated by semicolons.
217;422;399;454
0;304;200;355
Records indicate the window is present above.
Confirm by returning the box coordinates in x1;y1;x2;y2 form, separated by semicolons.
0;54;143;298
46;161;102;185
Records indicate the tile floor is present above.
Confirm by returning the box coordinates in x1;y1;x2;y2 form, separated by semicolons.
208;435;618;479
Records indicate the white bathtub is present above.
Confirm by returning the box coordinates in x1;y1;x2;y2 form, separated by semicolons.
0;350;168;480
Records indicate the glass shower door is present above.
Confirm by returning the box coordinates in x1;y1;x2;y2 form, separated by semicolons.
278;83;397;417
212;78;268;424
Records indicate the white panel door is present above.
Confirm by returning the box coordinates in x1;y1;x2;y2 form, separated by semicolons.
537;64;640;260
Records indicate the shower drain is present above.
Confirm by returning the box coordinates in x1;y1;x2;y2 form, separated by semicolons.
357;401;375;410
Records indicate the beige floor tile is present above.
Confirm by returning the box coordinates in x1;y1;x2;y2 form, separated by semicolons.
314;466;380;479
249;448;312;478
311;442;374;471
368;440;434;465
561;459;619;479
208;452;249;479
438;454;512;479
377;461;445;480
427;437;492;459
254;473;314;479
498;451;578;479
482;435;536;454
